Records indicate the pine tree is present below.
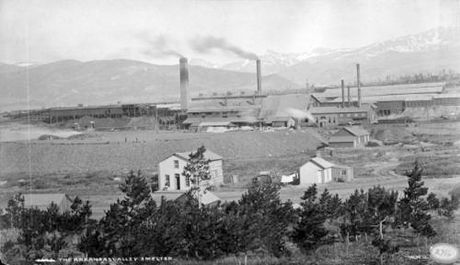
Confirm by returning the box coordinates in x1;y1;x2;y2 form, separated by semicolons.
182;146;211;186
398;162;435;237
237;182;295;257
5;193;25;228
292;184;331;253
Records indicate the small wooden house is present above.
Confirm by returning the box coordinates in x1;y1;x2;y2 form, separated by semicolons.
299;157;334;185
299;157;353;185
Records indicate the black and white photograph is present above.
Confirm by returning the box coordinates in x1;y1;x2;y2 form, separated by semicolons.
1;0;460;264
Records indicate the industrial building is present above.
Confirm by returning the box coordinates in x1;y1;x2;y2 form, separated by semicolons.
180;56;311;131
308;104;376;127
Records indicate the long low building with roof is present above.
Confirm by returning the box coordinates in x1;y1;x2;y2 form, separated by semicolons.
319;82;445;98
310;82;449;117
308;104;376;127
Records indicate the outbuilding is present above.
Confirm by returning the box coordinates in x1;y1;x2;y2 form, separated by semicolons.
23;193;73;214
298;157;354;185
298;157;334;185
329;126;370;148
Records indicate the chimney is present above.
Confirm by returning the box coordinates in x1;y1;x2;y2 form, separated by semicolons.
341;79;345;108
356;63;361;107
347;86;351;107
256;59;262;94
180;57;189;110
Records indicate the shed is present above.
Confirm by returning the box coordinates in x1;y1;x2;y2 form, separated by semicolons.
328;136;357;148
298;157;334;185
151;188;221;207
331;165;353;182
332;126;370;147
298;157;354;185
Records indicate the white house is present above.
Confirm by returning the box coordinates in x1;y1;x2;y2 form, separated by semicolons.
158;150;223;191
299;157;354;185
298;157;334;185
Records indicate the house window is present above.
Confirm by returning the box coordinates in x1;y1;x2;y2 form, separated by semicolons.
185;175;190;187
341;170;347;175
174;160;179;169
165;175;170;187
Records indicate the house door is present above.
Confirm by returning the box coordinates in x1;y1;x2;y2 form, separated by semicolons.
175;174;181;190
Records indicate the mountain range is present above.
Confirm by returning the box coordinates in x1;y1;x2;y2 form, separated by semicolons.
0;60;300;112
1;27;459;112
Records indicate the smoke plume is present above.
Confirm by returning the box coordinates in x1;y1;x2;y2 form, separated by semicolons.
139;34;184;58
286;108;316;123
190;36;258;60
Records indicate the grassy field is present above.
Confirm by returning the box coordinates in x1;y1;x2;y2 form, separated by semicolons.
1;121;459;220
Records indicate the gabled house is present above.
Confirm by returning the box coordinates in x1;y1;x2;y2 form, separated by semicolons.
299;157;334;185
23;193;73;214
329;126;370;148
298;157;353;185
158;150;223;191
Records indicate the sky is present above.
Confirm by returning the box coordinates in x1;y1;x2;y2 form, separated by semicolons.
1;0;459;65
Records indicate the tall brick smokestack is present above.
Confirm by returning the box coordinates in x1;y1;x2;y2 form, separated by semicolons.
256;59;262;94
357;63;361;107
341;79;345;108
180;57;189;110
347;86;351;107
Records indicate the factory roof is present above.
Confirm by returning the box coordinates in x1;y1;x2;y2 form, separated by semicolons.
156;103;181;109
188;97;264;111
342;126;369;136
182;116;259;125
198;121;236;127
404;95;434;101
433;93;460;99
187;106;258;113
49;105;122;111
309;104;372;114
321;83;444;97
328;136;356;143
